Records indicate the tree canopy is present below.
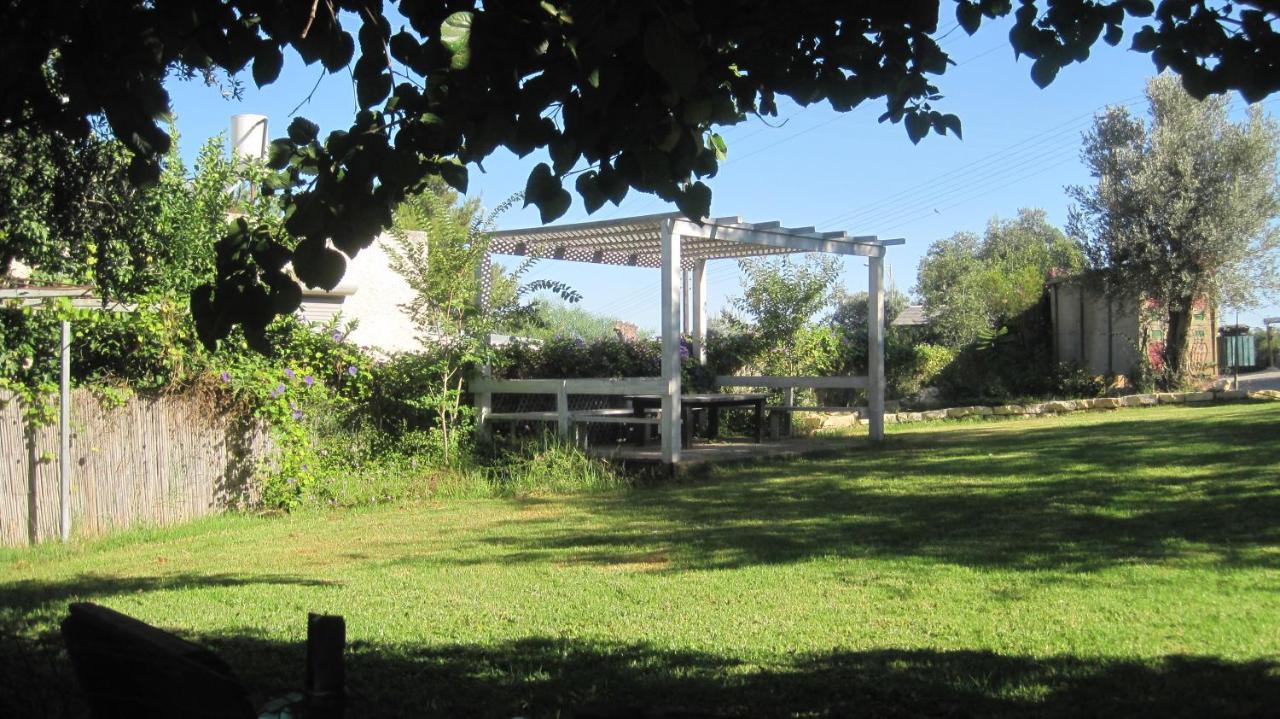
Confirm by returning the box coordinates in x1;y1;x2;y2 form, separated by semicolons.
3;0;1277;346
916;208;1084;348
1068;72;1280;383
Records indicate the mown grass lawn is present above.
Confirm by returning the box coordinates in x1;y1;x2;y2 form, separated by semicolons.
3;403;1279;717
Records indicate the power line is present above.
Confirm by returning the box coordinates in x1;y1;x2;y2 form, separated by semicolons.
816;94;1145;228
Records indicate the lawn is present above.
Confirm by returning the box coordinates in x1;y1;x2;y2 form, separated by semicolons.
3;403;1279;717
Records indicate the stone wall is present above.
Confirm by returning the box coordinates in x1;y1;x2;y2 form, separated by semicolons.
812;389;1280;430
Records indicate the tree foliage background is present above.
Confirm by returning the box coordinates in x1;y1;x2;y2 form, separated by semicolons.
4;0;1276;344
917;208;1085;348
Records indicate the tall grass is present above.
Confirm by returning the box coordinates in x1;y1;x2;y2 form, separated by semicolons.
306;428;630;506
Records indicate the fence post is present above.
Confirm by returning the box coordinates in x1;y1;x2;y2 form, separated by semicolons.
60;319;71;542
306;613;346;719
556;381;570;439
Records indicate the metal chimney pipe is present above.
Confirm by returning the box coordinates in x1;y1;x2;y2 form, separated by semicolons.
230;113;268;161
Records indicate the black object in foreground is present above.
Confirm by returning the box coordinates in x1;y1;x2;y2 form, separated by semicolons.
61;602;345;718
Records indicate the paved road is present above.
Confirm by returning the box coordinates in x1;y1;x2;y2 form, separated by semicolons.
1226;367;1280;391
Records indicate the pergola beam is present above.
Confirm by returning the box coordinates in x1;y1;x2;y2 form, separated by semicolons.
677;220;888;258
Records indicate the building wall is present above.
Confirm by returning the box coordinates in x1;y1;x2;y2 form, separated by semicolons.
1051;279;1216;379
298;232;424;354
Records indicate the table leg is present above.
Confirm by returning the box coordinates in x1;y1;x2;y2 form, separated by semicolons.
754;399;764;443
708;406;721;440
632;400;649;446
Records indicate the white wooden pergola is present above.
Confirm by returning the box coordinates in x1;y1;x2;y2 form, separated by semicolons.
480;212;902;465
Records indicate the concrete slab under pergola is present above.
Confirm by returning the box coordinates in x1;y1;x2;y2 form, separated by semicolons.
480;212;902;465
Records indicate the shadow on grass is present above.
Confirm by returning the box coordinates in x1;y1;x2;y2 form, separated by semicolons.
459;407;1280;572
8;614;1280;718
0;572;339;719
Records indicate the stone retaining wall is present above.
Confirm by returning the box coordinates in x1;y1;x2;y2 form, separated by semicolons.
814;389;1280;430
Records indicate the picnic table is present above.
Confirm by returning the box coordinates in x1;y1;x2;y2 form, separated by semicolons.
626;393;768;447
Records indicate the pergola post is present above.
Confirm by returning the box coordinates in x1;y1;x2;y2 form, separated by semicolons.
867;255;885;442
691;260;708;364
660;219;682;465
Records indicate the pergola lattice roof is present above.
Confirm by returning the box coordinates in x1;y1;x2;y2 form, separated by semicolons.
488;212;902;270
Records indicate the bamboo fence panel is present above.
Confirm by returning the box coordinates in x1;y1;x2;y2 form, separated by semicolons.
0;390;268;546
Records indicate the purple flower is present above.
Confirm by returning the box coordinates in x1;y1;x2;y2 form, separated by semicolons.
284;368;296;380
331;329;344;342
270;383;286;398
678;344;691;361
303;375;314;387
220;371;231;383
347;365;358;377
290;401;303;421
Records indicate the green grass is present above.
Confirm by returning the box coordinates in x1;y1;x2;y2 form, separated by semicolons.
3;403;1279;717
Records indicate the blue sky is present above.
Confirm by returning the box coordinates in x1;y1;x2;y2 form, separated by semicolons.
165;14;1280;331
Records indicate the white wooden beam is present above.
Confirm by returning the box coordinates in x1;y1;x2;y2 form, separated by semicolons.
678;221;887;258
714;375;868;389
868;256;886;442
660;218;682;465
692;260;708;364
682;269;691;334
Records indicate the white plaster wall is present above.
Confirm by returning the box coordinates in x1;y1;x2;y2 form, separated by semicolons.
302;233;423;354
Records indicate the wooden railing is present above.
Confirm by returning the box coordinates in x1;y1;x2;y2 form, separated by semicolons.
471;376;667;437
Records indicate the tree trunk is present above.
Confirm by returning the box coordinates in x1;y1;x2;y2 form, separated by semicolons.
1164;295;1196;388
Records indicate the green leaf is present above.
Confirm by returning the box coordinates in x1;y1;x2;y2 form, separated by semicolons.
1103;24;1123;47
597;164;628;205
538;187;572;223
549;137;578;175
287;117;320;144
293;241;347;291
522;160;573;221
709;132;728;161
389;31;420;65
322;31;355;72
956;2;982;35
1130;27;1158;52
1122;0;1156;16
904;112;929;144
675;181;711;220
267;276;303;315
523;162;557;207
938;113;963;140
356;72;392;109
267;140;295;170
575;171;606;213
1030;57;1059;88
441;11;474;70
438;159;468;193
252;45;284;87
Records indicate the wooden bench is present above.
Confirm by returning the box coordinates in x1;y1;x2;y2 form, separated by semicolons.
61;602;345;719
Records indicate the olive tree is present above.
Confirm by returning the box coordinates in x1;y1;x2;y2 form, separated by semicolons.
1067;73;1280;383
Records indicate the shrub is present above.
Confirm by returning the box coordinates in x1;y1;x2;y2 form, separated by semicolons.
893;342;955;398
1052;363;1106;399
